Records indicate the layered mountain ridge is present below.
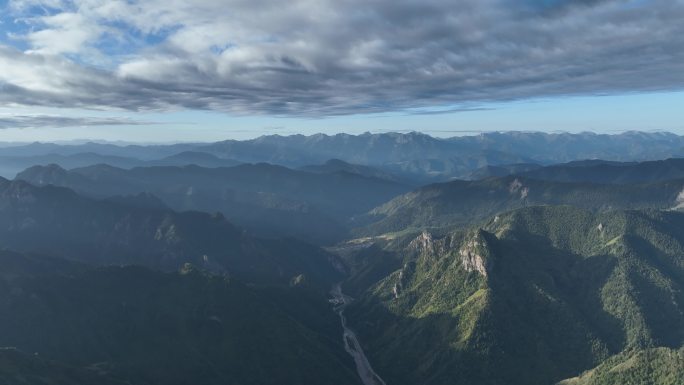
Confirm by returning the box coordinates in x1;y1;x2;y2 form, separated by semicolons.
5;131;684;181
0;177;341;286
2;132;684;384
16;163;410;244
345;206;684;385
361;175;684;235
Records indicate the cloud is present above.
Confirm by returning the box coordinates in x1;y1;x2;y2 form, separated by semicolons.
0;0;683;116
405;107;495;115
0;114;154;129
23;12;104;55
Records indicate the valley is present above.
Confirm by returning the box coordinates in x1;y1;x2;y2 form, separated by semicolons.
331;284;387;385
0;131;683;385
2;0;682;381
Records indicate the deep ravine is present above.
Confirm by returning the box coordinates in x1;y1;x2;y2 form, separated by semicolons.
330;284;388;385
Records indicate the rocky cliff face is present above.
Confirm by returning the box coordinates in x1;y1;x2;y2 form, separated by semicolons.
408;229;490;277
458;230;491;277
408;231;437;255
459;241;487;277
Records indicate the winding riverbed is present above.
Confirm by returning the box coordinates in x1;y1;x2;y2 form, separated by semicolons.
330;284;387;385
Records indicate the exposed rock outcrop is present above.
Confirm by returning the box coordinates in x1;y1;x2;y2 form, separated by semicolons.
458;231;490;277
408;231;435;254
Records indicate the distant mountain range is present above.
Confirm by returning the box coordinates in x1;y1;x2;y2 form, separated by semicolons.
0;141;199;159
200;131;684;166
4;131;684;181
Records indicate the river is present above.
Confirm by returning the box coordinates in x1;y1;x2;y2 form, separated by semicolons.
330;284;387;385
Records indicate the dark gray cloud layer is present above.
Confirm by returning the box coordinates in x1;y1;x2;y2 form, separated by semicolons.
1;0;683;116
0;114;151;129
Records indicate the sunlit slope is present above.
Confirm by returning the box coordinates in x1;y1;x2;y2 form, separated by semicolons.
360;176;684;235
347;206;684;385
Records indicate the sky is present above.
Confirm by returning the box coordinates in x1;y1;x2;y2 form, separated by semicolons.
0;0;683;142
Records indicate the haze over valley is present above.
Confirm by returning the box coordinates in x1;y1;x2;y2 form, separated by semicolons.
1;0;684;384
0;131;682;384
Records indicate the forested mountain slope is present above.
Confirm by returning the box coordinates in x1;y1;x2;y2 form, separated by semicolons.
0;251;358;385
0;177;341;286
345;206;684;385
17;163;410;243
361;176;684;235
